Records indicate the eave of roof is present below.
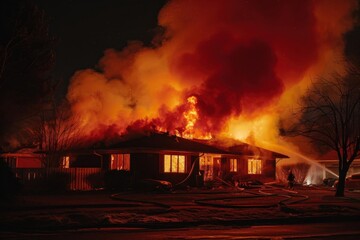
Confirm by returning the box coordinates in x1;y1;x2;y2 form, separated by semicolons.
56;132;289;158
101;132;229;154
193;138;289;158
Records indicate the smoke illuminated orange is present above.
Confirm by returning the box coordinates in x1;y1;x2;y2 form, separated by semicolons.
66;0;358;152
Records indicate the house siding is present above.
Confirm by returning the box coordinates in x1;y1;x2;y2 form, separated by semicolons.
241;158;276;182
263;159;276;179
102;154;111;170
70;154;102;168
1;154;42;169
157;153;199;186
220;157;276;183
70;152;200;187
131;153;159;179
16;157;42;168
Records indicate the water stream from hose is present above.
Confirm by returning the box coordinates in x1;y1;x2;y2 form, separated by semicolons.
258;141;339;184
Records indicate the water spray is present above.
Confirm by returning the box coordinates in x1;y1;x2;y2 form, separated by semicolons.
259;141;339;180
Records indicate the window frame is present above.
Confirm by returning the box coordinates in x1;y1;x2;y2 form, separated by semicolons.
163;154;186;173
62;156;70;168
229;158;238;172
248;158;262;174
111;153;130;171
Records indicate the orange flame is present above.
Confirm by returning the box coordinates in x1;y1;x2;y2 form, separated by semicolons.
66;0;357;154
181;96;212;139
183;96;198;139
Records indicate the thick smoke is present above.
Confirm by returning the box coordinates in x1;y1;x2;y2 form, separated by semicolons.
67;0;357;142
175;34;284;132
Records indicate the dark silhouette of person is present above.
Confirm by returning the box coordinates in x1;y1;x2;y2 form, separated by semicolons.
287;170;295;189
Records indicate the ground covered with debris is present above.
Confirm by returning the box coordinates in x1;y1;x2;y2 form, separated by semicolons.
1;184;360;232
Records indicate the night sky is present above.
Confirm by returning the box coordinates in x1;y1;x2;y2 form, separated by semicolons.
0;0;166;148
35;0;167;86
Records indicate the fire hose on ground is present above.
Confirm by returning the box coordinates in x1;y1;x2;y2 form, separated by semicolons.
193;183;309;210
110;178;310;214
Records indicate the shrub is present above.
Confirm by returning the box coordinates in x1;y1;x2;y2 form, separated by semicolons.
0;159;21;202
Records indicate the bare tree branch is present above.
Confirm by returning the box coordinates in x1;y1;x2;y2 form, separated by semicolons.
288;63;360;197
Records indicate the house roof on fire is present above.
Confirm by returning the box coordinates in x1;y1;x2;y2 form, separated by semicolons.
194;138;288;159
98;132;229;154
227;144;288;158
94;132;288;158
62;132;288;158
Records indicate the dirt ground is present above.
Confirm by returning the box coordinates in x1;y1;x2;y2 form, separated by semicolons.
1;184;360;232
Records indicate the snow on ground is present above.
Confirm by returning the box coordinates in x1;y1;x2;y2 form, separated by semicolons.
1;185;360;231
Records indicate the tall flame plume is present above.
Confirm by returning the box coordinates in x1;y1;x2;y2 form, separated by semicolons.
66;0;358;154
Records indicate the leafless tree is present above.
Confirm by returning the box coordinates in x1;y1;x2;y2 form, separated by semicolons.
291;64;360;196
0;0;56;150
31;102;83;168
0;1;55;87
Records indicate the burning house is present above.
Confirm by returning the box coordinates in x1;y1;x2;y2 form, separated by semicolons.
1;132;287;191
60;0;356;190
2;0;356;191
62;132;288;188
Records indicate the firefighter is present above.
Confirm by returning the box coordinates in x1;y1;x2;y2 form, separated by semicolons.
287;170;295;189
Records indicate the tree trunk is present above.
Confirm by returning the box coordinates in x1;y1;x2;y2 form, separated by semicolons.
335;169;347;197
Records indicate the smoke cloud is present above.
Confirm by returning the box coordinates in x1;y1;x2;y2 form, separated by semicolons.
67;0;357;143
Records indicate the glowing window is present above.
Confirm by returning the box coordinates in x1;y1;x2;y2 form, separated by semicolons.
199;155;213;180
199;155;212;171
164;154;186;173
111;154;130;170
199;156;206;170
62;156;70;168
230;159;237;172
248;159;262;174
